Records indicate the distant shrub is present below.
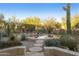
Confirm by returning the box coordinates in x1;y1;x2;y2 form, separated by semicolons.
59;29;66;35
73;29;79;35
45;39;61;47
2;33;8;37
9;34;16;41
21;34;27;41
0;41;22;49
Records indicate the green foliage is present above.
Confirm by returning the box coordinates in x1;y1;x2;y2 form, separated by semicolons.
0;41;22;49
2;33;8;37
21;34;27;41
38;28;46;33
6;23;11;36
73;29;79;35
75;22;79;29
55;22;61;29
59;29;66;35
60;35;78;51
45;39;61;47
9;34;16;41
45;35;78;51
47;27;52;34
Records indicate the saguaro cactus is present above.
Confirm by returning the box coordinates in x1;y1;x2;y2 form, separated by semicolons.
63;3;71;34
6;23;10;36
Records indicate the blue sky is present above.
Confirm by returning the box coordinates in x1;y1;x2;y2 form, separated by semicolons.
0;3;79;22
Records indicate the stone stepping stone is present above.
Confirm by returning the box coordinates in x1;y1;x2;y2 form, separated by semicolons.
26;52;44;56
35;40;44;43
29;47;43;52
34;43;43;47
36;35;48;40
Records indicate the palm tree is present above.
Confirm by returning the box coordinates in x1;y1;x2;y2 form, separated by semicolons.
63;3;71;34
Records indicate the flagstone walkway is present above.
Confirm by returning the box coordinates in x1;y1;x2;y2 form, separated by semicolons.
21;37;45;56
29;39;44;56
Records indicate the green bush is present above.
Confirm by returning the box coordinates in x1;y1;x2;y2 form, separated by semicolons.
59;29;66;35
2;33;8;37
73;30;79;35
60;35;78;51
0;41;22;49
9;34;16;41
21;34;27;41
45;35;78;51
45;39;61;47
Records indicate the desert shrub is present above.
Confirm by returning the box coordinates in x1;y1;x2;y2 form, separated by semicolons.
2;33;8;37
73;29;79;35
0;41;22;49
60;35;78;51
0;33;1;40
59;29;66;35
9;34;16;41
47;27;52;34
21;34;27;41
45;39;61;47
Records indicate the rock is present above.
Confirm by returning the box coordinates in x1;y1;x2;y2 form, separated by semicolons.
34;43;43;47
29;47;43;52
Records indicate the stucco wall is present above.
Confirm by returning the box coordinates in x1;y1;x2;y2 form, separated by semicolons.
44;47;79;56
0;46;26;56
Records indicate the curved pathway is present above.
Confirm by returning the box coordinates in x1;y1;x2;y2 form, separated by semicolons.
22;35;47;56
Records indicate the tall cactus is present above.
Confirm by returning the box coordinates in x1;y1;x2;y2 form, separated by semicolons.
63;3;71;34
6;23;10;36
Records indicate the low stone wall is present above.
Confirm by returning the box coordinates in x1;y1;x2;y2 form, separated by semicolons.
44;47;79;56
0;46;26;56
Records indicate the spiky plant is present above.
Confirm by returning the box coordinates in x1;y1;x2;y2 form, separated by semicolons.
63;3;71;34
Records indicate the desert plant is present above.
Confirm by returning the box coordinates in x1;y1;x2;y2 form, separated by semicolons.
60;35;78;51
63;3;71;34
9;33;16;41
59;29;66;35
0;41;22;49
6;23;11;36
45;39;61;47
2;33;8;37
0;33;1;40
21;34;27;41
